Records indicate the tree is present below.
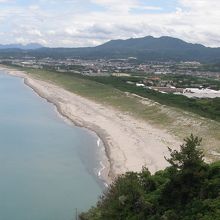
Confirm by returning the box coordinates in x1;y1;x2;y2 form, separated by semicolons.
162;134;208;206
165;134;204;170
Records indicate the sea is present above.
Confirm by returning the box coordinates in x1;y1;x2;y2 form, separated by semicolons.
0;71;105;220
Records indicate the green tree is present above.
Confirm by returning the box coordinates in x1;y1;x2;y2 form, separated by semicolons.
165;134;204;170
162;134;208;206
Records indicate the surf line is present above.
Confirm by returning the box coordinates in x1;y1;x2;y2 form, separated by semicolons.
97;137;101;147
97;137;109;187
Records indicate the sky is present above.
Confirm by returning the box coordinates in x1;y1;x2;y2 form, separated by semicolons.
0;0;220;47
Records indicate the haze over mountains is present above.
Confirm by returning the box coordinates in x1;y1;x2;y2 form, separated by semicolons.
1;36;220;63
0;43;43;50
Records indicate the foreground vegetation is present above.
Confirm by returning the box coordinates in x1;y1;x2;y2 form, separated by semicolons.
80;135;220;220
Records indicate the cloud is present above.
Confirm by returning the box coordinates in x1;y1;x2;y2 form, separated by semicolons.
90;0;162;13
0;0;219;47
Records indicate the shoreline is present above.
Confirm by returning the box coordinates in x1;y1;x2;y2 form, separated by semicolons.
25;78;113;183
0;65;182;184
0;66;113;184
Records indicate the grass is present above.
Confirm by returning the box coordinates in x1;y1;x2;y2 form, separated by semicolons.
14;67;173;125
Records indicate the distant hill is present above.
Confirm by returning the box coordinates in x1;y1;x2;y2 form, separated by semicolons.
0;43;43;50
98;36;205;50
1;36;220;63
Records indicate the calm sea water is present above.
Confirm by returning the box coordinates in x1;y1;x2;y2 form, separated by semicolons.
0;71;104;220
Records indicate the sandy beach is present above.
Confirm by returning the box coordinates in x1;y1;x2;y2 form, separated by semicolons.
0;66;181;184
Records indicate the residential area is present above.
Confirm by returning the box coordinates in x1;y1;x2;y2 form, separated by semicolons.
1;56;220;98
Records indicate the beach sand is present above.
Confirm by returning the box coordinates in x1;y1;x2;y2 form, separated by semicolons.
0;66;181;184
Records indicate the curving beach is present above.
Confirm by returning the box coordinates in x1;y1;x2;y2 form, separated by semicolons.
0;66;181;184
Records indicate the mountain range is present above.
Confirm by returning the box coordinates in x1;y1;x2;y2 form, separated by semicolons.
1;36;220;63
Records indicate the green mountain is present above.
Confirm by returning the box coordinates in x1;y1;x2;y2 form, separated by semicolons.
1;36;220;63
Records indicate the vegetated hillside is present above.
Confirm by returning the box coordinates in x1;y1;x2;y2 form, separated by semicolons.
80;135;220;220
98;36;205;50
1;36;220;62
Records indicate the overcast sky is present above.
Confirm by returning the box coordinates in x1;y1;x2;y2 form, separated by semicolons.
0;0;220;47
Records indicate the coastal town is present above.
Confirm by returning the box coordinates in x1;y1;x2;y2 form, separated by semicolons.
1;57;219;78
1;56;220;98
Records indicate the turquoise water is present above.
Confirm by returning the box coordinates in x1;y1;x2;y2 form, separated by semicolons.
0;71;103;220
